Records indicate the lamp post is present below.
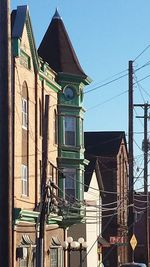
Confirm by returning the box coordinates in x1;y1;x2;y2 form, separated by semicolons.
62;236;87;267
78;238;88;267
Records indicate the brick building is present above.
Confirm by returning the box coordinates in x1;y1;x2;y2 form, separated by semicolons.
84;131;129;267
11;5;90;266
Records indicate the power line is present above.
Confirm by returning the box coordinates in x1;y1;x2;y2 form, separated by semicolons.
133;44;150;62
84;73;128;94
86;90;128;111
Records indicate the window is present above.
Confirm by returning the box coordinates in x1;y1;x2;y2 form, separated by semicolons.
22;98;28;129
20;50;31;70
19;259;27;267
19;249;35;267
50;247;63;267
22;164;28;196
54;110;58;144
80;118;84;147
63;168;76;200
64;116;76;146
39;100;42;136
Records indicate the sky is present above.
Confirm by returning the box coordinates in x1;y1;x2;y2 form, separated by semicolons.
11;0;150;190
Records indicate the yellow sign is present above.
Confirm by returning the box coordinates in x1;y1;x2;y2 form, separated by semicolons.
130;234;137;250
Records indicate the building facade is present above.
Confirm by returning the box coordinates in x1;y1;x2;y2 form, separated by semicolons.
84;131;129;267
68;158;104;267
11;5;90;267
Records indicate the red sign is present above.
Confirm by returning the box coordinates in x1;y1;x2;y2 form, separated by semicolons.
110;236;124;244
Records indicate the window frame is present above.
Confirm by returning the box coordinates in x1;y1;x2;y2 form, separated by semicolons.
63;168;76;200
22;98;28;130
50;246;64;267
21;164;28;196
64;116;76;146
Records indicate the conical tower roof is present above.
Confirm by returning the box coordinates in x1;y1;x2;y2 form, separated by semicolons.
38;9;87;78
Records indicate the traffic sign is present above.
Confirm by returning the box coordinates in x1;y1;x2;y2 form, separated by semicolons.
110;236;124;244
130;234;137;250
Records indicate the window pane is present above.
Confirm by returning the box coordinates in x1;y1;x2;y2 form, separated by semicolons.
50;248;57;267
22;165;28;196
22;98;28;129
63;169;76;200
64;117;76;146
19;259;27;267
50;247;63;267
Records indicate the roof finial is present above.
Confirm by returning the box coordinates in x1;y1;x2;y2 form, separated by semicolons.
53;8;62;20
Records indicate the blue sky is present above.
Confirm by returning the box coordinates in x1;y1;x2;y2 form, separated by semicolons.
11;0;150;189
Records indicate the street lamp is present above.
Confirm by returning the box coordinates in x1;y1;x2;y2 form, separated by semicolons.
62;236;88;267
78;238;88;267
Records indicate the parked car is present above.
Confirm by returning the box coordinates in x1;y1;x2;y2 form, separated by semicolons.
120;263;146;267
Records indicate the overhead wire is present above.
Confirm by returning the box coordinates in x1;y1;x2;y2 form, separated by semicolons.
133;44;150;62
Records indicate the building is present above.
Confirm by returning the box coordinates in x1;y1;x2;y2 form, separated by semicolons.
11;5;91;267
38;8;91;228
84;131;129;267
68;157;105;267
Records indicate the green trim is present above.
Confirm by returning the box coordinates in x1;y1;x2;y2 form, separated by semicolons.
46;80;59;93
12;38;20;57
58;103;85;112
57;157;86;165
39;72;61;93
83;159;89;165
13;208;64;225
13;208;39;224
25;13;39;73
58;73;92;86
47;214;63;224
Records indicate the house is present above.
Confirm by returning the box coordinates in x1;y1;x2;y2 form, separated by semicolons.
84;131;129;267
11;5;91;267
68;157;105;267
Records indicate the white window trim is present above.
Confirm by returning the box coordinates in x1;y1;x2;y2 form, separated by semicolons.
21;164;28;196
22;98;28;130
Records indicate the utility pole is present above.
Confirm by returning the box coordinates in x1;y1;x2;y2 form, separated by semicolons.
134;103;150;267
0;1;13;267
128;60;134;262
37;95;49;267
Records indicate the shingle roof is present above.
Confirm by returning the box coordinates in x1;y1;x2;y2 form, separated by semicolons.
84;131;127;157
84;158;104;193
11;5;28;38
84;158;97;191
38;9;87;78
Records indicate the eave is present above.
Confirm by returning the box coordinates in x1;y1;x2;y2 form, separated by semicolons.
57;72;92;86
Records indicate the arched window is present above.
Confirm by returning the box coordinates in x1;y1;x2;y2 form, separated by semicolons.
21;81;29;196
